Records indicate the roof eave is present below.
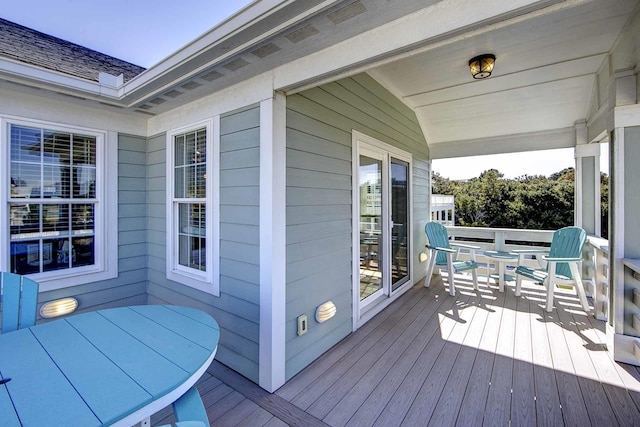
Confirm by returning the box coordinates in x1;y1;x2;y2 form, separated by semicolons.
0;57;121;99
119;0;342;103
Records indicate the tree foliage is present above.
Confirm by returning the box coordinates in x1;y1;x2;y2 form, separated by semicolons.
432;167;607;234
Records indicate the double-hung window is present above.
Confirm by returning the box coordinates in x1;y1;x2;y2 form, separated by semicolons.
167;120;218;294
1;118;117;291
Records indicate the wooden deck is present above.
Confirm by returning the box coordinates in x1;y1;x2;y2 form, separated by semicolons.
152;274;640;426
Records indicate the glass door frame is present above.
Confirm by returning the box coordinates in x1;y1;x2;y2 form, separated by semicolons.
352;131;413;330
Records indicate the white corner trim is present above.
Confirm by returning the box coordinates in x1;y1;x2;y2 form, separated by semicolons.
259;93;287;392
612;127;625;335
0;120;9;274
351;133;360;332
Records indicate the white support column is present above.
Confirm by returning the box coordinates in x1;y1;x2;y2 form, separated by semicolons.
574;122;601;236
259;92;287;392
609;67;640;365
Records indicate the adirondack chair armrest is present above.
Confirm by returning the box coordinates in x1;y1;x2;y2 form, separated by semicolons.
512;248;549;264
426;244;456;253
511;249;549;254
450;242;481;250
541;255;582;263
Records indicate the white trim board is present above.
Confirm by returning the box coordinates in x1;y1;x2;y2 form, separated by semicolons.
259;94;287;392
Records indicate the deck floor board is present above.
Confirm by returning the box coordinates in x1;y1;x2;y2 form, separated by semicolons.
150;275;640;427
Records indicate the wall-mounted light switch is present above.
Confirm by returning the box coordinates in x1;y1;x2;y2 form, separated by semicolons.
297;314;308;336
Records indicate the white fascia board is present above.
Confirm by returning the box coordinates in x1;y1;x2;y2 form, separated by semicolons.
121;0;341;101
272;0;565;91
0;57;120;98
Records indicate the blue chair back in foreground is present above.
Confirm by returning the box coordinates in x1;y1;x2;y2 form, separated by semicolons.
174;387;209;426
1;272;39;334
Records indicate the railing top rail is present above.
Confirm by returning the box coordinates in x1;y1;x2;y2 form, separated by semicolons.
586;236;609;254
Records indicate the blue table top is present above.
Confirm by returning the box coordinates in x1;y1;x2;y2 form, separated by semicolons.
0;305;219;427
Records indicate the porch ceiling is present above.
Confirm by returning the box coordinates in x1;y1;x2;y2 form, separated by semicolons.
368;0;638;158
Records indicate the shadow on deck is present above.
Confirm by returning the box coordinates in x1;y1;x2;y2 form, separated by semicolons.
153;274;640;426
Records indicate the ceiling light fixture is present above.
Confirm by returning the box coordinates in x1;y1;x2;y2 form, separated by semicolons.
468;54;496;79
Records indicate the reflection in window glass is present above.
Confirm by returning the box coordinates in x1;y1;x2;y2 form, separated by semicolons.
8;125;96;275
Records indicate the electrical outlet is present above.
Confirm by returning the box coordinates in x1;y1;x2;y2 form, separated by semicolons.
297;314;308;336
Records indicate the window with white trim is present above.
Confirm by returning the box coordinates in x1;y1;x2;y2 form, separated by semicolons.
166;120;218;294
1;118;117;291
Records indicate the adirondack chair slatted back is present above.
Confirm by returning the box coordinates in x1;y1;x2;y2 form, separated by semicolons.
548;227;587;279
1;272;39;334
425;222;451;266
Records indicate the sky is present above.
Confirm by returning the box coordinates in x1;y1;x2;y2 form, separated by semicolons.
1;0;254;68
433;145;609;180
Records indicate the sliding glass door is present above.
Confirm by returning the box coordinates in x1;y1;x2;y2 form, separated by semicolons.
355;136;412;318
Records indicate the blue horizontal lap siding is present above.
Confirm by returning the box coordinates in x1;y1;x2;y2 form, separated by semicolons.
145;105;261;382
285;73;429;380
38;134;148;316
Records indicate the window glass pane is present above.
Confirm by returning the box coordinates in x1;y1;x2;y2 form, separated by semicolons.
195;164;206;198
43;238;69;272
72;134;96;166
10;126;41;162
42;204;69;235
43;131;71;166
177;203;206;271
10;240;40;275
73;166;96;198
175;166;186;198
10;203;40;238
175;134;185;167
72;237;94;267
43;164;70;198
72;204;95;234
195;129;206;164
10;162;40;198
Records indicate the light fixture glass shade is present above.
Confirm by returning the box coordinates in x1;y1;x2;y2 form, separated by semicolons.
469;54;496;79
40;297;78;318
315;301;337;323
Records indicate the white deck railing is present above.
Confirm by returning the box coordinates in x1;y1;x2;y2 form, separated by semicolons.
583;237;610;321
444;226;610;320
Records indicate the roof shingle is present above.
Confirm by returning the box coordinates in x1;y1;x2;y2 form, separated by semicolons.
0;18;146;83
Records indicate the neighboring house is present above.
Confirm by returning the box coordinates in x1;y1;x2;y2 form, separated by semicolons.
0;0;639;393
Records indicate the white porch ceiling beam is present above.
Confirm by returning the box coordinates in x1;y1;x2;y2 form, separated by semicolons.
428;127;575;159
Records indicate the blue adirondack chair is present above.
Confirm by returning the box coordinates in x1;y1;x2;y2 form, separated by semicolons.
173;387;209;426
514;226;589;313
1;272;39;334
425;222;479;296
